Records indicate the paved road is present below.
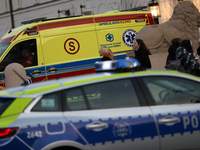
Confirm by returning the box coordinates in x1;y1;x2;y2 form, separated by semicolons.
149;52;168;70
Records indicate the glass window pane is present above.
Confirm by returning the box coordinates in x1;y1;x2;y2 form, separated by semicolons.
0;39;38;71
65;88;87;111
32;93;61;111
83;79;139;109
142;76;200;105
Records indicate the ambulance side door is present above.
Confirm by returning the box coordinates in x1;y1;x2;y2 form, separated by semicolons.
39;18;100;81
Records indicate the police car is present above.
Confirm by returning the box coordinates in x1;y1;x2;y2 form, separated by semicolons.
0;59;200;150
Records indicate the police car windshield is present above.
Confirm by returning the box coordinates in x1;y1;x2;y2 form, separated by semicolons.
0;97;15;116
0;42;11;57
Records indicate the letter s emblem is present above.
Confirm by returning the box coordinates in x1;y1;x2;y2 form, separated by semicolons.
69;42;75;51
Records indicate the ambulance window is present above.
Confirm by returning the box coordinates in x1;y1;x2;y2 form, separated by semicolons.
0;42;11;57
0;39;38;71
142;76;200;105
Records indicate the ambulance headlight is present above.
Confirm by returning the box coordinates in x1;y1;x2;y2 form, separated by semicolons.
95;59;141;72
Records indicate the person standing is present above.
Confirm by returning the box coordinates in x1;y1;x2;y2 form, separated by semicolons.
176;39;200;76
99;47;115;61
133;39;151;69
166;38;182;65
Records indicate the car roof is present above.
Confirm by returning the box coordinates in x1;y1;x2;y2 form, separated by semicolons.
0;69;199;98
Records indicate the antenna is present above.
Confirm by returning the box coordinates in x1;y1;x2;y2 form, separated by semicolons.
27;73;40;82
13;69;28;86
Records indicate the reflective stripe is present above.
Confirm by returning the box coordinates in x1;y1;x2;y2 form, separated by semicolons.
26;61;32;64
1;98;33;118
24;83;60;95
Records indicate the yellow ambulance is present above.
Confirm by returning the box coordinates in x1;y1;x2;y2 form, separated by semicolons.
0;10;154;89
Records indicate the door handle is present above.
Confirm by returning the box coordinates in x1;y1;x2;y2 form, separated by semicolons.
48;68;58;72
86;122;108;131
32;71;42;75
158;116;180;125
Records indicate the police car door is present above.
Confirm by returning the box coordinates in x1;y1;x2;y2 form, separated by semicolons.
140;75;200;150
63;77;159;150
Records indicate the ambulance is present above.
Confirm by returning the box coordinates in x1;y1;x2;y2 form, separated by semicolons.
0;10;154;89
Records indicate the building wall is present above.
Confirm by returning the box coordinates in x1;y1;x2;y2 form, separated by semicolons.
0;0;199;38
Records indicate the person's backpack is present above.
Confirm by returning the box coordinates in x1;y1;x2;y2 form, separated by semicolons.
165;59;183;71
165;53;187;72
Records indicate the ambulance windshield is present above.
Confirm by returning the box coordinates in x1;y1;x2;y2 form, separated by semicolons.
0;42;11;57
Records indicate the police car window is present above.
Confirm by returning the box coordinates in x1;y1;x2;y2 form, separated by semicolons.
83;79;139;109
65;88;87;111
142;76;200;105
32;93;61;111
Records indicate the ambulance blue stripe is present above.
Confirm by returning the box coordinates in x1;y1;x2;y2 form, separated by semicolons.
1;54;126;82
44;54;126;75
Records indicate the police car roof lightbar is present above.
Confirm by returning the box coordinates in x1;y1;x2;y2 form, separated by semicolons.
95;59;141;73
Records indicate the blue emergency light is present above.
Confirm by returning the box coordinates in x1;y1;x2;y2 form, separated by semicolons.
95;59;141;72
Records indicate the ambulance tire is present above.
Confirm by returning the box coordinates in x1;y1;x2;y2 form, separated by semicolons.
52;146;80;150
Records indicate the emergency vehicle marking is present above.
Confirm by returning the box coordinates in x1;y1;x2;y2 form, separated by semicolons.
37;13;151;31
183;115;200;129
106;33;114;42
5;121;87;150
64;38;80;54
0;36;14;43
156;111;200;137
99;20;131;26
27;131;42;139
69;115;157;146
27;77;32;84
45;54;126;75
38;18;94;31
0;54;125;85
94;14;148;23
113;121;132;138
122;29;137;47
100;42;121;49
2;110;200;149
15;30;26;40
